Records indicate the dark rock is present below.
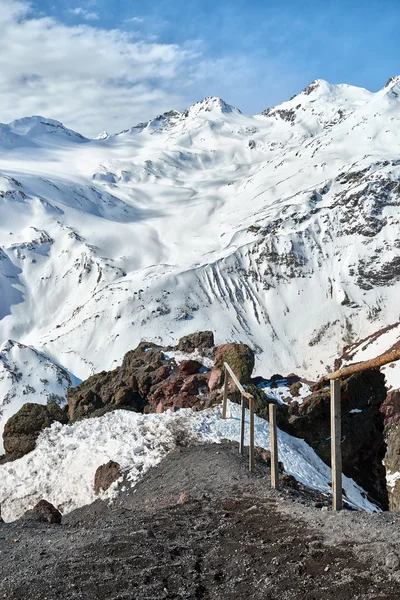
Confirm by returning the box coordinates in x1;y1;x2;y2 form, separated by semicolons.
288;370;388;508
94;461;122;495
3;403;68;459
281;474;299;489
381;390;400;511
176;331;215;354
179;360;203;377
67;341;172;420
23;499;62;524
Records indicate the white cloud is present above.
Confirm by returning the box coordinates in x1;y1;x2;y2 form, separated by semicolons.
70;7;99;21
0;1;200;136
125;17;145;24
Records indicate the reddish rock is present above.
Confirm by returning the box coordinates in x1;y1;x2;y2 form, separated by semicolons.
23;499;62;524
380;389;400;428
94;460;121;495
179;360;202;377
211;343;255;391
181;373;209;395
208;368;223;391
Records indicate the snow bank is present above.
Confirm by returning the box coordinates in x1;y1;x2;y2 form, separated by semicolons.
0;402;377;522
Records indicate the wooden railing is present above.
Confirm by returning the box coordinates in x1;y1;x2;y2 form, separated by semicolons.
321;348;400;511
221;362;279;488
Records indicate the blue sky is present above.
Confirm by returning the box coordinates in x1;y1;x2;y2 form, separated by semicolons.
1;0;399;135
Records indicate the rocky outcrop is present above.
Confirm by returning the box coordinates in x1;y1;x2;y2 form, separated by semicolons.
287;370;388;508
2;403;68;459
68;335;219;419
67;342;166;420
94;461;121;495
177;331;215;355
381;390;400;511
208;343;255;391
23;499;62;524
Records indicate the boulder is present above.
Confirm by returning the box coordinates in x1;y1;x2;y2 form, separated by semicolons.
94;461;121;495
179;360;203;377
209;343;255;391
23;499;62;524
3;403;68;459
176;331;215;354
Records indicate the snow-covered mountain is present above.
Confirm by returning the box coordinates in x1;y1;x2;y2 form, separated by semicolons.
1;77;400;440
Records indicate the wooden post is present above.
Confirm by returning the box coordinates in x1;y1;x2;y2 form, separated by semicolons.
330;378;342;511
269;404;279;490
249;396;255;472
222;367;229;419
239;394;246;455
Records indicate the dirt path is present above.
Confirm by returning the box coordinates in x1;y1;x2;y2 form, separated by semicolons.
0;442;399;599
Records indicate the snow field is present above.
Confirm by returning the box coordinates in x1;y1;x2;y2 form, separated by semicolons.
0;401;377;522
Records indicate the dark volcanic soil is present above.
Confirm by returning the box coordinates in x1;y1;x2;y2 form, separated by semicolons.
0;442;399;599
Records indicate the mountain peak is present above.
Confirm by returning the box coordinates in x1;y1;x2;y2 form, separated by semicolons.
7;116;86;141
184;97;240;118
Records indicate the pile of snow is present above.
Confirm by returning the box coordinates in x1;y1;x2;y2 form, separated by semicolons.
0;401;377;522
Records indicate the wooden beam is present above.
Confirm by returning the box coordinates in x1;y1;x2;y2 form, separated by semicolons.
222;367;229;419
322;348;400;381
239;394;246;455
249;396;255;473
223;362;253;399
269;404;279;490
330;379;342;511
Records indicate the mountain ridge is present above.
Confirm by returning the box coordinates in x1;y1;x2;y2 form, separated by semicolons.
1;75;400;440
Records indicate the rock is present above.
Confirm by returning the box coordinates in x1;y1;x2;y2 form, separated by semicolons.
67;341;170;420
287;370;388;508
94;461;121;495
385;552;400;571
3;402;68;459
281;474;299;489
211;343;255;391
290;381;303;397
208;368;223;391
177;491;193;504
23;500;62;524
176;331;214;354
381;390;400;510
179;360;203;377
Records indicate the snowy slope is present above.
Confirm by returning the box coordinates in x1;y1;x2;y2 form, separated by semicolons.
1;77;400;433
0;402;377;522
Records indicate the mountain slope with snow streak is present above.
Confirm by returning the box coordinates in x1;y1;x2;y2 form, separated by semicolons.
1;77;400;430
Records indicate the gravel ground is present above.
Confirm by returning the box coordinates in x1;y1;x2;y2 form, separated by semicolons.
0;441;399;599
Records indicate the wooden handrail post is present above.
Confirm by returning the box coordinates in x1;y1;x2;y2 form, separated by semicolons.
269;404;279;490
330;378;342;510
239;394;246;455
249;395;255;472
222;367;229;419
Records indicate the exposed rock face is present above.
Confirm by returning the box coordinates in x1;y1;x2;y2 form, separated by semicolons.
23;499;62;524
381;389;400;511
177;331;215;355
209;343;255;391
67;342;167;420
68;337;219;419
288;370;388;508
94;461;121;495
3;403;68;459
